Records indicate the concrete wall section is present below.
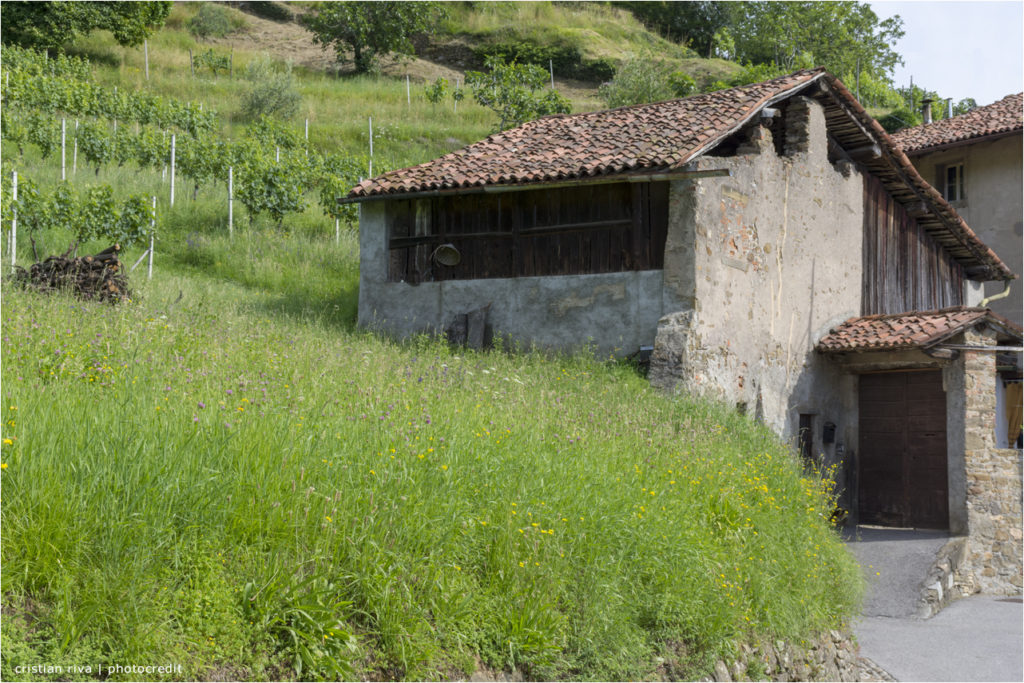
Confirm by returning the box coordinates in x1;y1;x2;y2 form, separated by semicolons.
653;97;864;445
358;201;666;355
909;133;1023;324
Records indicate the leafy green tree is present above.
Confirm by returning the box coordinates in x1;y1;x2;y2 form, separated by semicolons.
1;1;171;49
466;57;571;131
301;1;444;74
730;2;904;87
617;1;741;58
953;98;978;116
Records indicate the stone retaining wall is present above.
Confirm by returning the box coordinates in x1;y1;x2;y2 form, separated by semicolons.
703;630;866;682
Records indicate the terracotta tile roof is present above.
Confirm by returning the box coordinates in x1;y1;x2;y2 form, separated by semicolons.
817;307;1022;353
890;93;1023;154
349;68;828;198
344;67;1014;281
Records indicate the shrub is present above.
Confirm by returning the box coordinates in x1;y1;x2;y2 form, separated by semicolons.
242;1;295;23
186;3;234;39
241;55;301;119
598;55;692;108
424;77;449;106
475;40;616;83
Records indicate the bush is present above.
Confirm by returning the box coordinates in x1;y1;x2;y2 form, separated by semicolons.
599;55;693;108
186;3;235;39
241;55;301;119
475;40;616;83
242;1;295;23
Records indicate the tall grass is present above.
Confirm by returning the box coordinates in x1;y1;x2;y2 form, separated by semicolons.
1;269;862;680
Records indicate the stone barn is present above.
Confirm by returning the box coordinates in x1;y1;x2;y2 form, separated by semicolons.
343;68;1021;593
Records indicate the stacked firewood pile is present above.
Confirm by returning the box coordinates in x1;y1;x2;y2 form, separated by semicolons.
13;244;132;303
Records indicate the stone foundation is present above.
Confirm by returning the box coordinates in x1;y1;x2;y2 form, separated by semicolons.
701;630;869;682
959;330;1024;594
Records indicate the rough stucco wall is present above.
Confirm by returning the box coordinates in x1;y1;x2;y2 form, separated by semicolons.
909;133;1023;324
652;97;863;474
357;203;667;356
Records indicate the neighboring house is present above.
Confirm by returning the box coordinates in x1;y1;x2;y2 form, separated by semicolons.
343;68;1021;593
892;95;1024;454
891;93;1023;327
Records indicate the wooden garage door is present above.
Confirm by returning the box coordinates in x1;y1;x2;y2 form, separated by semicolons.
859;370;948;529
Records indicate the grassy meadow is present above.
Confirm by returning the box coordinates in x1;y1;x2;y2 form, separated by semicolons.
2;4;862;680
1;258;862;680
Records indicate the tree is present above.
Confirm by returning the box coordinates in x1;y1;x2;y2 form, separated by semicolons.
1;1;171;49
617;1;741;58
730;2;904;88
302;1;444;74
466;57;571;131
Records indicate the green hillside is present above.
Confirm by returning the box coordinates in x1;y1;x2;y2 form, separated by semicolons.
0;3;862;680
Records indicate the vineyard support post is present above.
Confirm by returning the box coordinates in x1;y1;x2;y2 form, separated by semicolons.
228;166;234;239
335;217;339;245
10;171;17;273
170;134;176;206
144;39;150;80
61;118;66;181
407;74;411;106
305;118;309;141
368;116;373;177
550;59;554;89
148;196;156;280
275;146;280;163
73;120;78;175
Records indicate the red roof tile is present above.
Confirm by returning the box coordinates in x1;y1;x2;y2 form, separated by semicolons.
817;307;1022;353
349;68;827;198
891;93;1023;154
344;68;1014;281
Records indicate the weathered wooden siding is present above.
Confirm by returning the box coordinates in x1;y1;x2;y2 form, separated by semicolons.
386;182;669;283
862;174;964;315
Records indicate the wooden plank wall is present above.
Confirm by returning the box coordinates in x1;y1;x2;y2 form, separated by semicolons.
862;173;964;315
386;182;669;283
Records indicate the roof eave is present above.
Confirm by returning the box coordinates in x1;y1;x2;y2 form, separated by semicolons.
901;127;1023;157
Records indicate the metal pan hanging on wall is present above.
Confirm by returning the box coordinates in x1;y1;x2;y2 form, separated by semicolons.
431;243;461;267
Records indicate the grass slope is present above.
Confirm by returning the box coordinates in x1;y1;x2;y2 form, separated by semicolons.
1;4;861;680
1;259;861;680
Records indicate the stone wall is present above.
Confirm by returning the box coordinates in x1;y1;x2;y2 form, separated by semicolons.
698;630;870;682
958;328;1023;594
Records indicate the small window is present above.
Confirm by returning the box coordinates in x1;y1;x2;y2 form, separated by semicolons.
941;163;965;203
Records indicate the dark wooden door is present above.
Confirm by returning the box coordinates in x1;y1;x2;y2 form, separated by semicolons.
859;370;948;529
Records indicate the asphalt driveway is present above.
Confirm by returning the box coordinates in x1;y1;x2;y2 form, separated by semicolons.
845;526;1024;682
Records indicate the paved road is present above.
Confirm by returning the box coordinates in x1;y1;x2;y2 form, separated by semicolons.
855;595;1023;682
845;526;1024;682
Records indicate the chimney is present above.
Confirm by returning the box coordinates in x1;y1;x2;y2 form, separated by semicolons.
921;97;934;124
947;98;954;119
